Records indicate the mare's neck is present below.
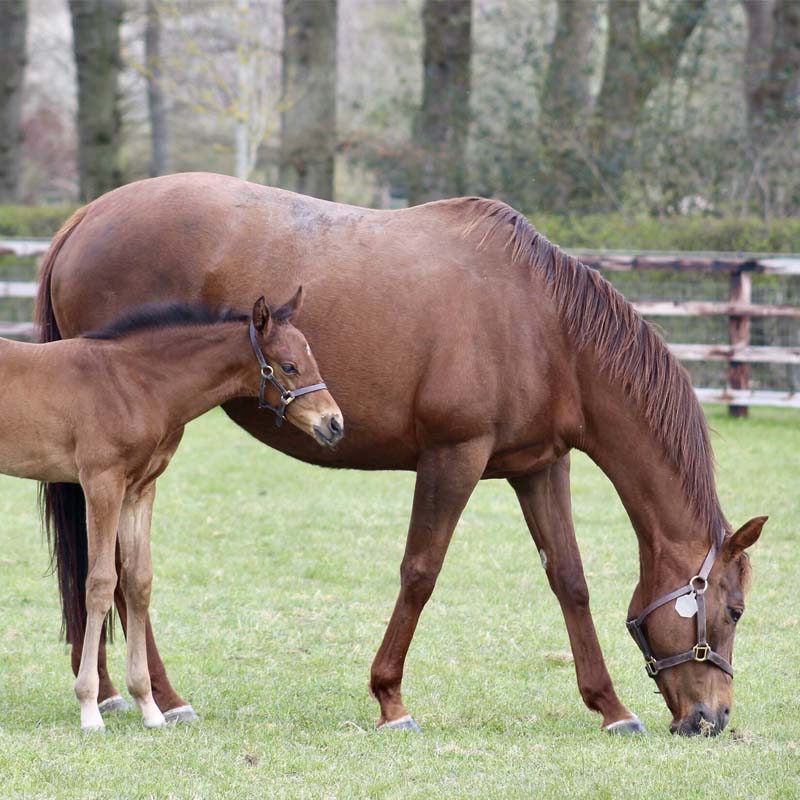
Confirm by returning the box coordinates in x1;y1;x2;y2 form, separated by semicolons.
577;364;718;593
109;324;257;429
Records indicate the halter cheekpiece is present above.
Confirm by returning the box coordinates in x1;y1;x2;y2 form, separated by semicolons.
249;321;328;427
626;537;734;679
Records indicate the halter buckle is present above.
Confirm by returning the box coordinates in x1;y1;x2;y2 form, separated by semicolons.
689;575;708;594
645;658;659;677
693;644;710;662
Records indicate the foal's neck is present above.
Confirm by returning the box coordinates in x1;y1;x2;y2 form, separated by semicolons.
109;323;255;429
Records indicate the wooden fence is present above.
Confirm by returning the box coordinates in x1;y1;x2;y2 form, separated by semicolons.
3;238;800;414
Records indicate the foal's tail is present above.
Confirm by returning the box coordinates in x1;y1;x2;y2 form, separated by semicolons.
35;204;95;644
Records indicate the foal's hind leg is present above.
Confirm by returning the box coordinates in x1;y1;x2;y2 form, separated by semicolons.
370;439;490;729
117;484;165;728
509;456;644;734
74;473;125;731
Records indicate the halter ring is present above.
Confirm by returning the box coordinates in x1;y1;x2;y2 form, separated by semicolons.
690;575;708;594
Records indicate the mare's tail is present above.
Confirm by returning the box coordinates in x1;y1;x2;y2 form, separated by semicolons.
35;205;97;644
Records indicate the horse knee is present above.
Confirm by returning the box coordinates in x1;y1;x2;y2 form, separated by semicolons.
399;558;438;604
549;564;590;609
85;569;117;613
124;569;153;611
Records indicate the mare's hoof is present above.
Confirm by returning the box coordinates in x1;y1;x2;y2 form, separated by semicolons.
604;715;648;736
163;705;199;725
98;695;131;715
377;714;422;733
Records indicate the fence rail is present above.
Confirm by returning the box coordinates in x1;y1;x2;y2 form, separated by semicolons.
2;240;799;412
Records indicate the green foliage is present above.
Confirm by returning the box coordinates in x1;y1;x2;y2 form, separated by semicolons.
0;205;77;237
533;213;800;253
0;407;797;798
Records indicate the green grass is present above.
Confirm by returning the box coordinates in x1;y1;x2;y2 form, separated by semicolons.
1;407;798;799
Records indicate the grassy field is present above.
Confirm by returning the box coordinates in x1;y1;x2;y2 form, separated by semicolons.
0;406;798;799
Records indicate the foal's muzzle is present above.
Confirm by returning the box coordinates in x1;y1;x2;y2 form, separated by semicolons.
313;413;344;447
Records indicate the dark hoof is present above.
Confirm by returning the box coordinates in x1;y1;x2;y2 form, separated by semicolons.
163;705;199;725
604;715;648;735
98;695;131;715
378;715;421;732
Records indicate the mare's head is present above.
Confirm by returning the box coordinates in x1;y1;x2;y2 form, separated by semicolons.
627;516;766;736
249;288;343;447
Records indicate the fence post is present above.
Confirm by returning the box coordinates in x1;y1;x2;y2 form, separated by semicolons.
728;268;752;417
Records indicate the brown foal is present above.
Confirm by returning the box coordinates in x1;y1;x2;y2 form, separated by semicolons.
5;293;342;730
37;173;767;735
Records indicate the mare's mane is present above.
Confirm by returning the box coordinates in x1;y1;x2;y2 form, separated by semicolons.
463;198;728;544
84;300;296;341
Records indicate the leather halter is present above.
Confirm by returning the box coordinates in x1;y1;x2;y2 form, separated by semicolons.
249;321;328;427
626;539;734;679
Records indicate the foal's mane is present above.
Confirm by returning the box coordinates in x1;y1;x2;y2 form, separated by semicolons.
84;303;248;340
85;300;299;341
463;198;728;544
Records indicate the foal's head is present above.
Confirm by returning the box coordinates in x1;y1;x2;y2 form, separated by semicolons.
249;288;344;447
628;516;766;736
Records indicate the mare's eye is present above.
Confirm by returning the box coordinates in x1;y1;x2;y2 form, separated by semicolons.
281;363;297;375
728;607;743;624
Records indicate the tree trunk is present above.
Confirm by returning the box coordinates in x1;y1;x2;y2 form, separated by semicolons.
408;0;472;206
0;0;28;203
589;0;707;210
69;0;125;201
742;0;800;217
279;0;337;200
146;0;170;177
537;0;597;213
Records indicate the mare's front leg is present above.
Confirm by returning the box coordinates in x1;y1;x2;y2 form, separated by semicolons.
509;455;644;734
370;439;490;730
73;472;125;731
117;483;165;728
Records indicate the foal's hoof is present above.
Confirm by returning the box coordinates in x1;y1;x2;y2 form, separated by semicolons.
377;714;422;733
98;695;131;715
163;705;199;725
81;722;106;734
603;715;648;736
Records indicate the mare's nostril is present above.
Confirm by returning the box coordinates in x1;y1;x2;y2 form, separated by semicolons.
329;416;342;435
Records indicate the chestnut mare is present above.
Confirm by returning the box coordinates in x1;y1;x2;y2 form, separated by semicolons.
10;293;342;731
36;173;766;736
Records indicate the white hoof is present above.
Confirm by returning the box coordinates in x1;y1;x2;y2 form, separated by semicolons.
80;705;105;732
604;715;648;735
98;694;131;715
163;705;199;725
143;712;167;729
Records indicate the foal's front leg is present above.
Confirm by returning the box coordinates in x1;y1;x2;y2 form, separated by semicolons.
74;472;125;731
117;484;165;728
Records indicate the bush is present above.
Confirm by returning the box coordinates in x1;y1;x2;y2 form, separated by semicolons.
0;205;77;238
531;213;800;254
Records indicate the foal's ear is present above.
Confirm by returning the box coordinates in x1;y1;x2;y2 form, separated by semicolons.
252;296;272;336
284;285;304;321
724;516;768;557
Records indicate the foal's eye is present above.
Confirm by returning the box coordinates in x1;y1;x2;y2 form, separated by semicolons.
728;607;744;624
281;363;298;375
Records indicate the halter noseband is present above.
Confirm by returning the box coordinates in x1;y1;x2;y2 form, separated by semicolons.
626;538;733;679
249;321;328;427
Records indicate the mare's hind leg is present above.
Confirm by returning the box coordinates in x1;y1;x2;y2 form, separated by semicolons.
370;439;490;729
509;456;644;734
117;484;166;728
73;472;125;731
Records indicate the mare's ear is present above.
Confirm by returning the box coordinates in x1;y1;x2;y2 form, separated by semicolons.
252;296;272;337
284;285;304;321
724;516;768;558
